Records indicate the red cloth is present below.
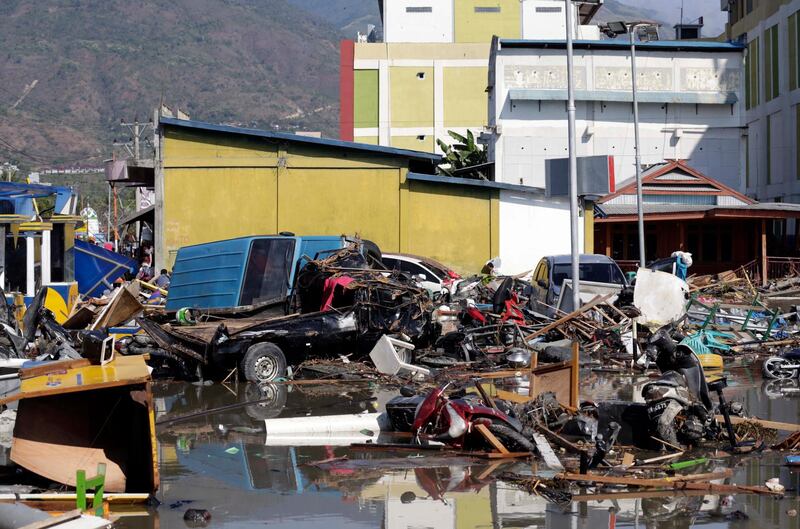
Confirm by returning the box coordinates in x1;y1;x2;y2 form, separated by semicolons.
320;276;355;311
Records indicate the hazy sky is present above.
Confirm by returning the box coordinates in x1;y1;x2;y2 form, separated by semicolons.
638;0;727;36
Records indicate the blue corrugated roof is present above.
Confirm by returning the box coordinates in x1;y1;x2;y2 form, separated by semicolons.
407;172;544;194
159;117;443;163
499;39;744;52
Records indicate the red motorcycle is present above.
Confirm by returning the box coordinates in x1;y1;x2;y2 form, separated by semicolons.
409;382;535;452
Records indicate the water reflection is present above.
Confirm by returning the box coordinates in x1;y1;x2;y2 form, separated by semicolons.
114;374;800;529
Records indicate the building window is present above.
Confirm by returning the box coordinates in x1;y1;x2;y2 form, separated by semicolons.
686;225;733;263
791;12;800;91
764;24;779;101
746;37;759;109
405;6;432;13
474;6;501;13
745;133;750;188
746;0;753;14
610;225;656;262
767;113;772;185
796;105;800;180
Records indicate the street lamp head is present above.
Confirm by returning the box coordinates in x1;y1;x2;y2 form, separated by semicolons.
603;21;660;41
605;21;628;36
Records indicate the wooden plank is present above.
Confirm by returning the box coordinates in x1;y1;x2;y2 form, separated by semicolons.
640;452;684;465
531;433;564;471
19;359;90;380
621;452;635;467
718;415;800;432
535;425;585;455
572;489;720;502
476;451;531;459
559;470;732;488
494;389;531;404
523;294;613;341
19;509;82;529
474;424;509;455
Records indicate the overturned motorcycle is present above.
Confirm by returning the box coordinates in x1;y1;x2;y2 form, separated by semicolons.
386;381;537;453
539;326;747;452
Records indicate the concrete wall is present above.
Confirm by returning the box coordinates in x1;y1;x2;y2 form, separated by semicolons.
489;44;746;190
454;0;521;43
158;126;499;273
352;42;491;153
350;1;595;152
383;0;453;43
498;190;584;274
739;0;800;203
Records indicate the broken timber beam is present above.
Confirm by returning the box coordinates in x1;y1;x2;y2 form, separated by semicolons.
718;415;800;432
523;294;614;341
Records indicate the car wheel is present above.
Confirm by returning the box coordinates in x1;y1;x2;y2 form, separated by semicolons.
243;383;288;420
240;343;287;383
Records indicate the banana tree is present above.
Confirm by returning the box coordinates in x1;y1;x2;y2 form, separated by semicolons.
437;129;489;179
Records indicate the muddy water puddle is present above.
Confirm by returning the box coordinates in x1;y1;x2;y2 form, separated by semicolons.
117;369;800;529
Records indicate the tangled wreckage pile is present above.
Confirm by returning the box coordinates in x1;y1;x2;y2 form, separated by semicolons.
4;240;800;512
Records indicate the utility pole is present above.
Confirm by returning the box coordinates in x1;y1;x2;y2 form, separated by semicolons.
117;118;153;163
629;25;646;268
565;0;581;310
602;21;657;269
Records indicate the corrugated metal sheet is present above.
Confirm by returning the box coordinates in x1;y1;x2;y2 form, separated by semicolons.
717;195;750;206
654;172;701;181
643;194;716;205
599;202;800;216
642;185;719;192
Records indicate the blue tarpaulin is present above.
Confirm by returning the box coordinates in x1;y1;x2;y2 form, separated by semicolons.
73;239;137;297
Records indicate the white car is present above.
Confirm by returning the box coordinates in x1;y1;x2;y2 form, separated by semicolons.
381;253;462;300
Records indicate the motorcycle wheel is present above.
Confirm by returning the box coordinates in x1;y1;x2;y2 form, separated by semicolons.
487;423;536;453
762;357;798;380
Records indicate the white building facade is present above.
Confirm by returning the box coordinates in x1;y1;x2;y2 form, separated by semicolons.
485;38;745;272
726;0;800;203
487;39;746;189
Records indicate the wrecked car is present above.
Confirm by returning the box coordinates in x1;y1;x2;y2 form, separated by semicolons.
139;244;435;383
165;233;382;316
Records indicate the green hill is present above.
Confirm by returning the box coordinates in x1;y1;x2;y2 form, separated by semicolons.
0;0;344;170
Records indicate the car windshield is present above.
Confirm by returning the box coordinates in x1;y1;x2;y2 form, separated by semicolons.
421;261;448;280
239;238;295;306
551;262;625;287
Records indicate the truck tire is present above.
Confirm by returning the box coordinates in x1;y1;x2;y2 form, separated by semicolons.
241;343;287;383
487;423;536;453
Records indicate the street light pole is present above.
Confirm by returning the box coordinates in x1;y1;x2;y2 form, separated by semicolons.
629;25;646;268
565;0;581;311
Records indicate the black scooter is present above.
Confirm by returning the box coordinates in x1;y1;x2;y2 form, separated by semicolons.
642;325;741;450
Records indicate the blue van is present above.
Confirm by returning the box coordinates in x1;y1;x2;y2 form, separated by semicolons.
165;235;350;313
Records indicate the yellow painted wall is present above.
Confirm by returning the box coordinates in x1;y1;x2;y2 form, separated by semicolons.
163;167;278;258
277;168;401;251
455;0;521;43
402;180;498;274
391;135;435;152
162;128;278;168
355;42;491;61
390;67;434;128
443;66;489;127
161;128;497;273
354;136;379;145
